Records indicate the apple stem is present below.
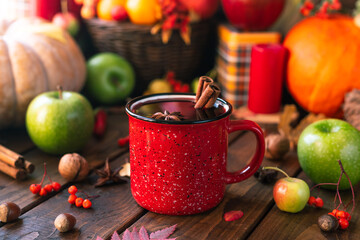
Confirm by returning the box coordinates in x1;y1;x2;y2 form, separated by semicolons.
262;166;290;178
57;85;63;100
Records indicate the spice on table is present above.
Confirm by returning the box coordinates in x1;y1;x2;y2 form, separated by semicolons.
0;144;24;168
0;160;27;181
194;76;221;109
0;145;35;180
94;158;127;187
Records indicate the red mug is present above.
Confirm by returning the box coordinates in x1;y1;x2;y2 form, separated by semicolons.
125;93;265;215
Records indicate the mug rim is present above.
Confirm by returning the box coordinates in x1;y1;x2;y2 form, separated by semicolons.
125;93;232;125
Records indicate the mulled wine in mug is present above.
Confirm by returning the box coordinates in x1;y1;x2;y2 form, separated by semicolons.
125;93;265;215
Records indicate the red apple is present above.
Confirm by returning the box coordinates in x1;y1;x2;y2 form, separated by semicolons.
273;177;310;213
52;12;80;36
111;5;128;21
179;0;219;20
221;0;286;31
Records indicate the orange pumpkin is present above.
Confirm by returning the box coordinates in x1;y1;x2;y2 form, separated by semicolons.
283;14;360;116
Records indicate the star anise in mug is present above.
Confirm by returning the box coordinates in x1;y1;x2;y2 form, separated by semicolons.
151;110;184;121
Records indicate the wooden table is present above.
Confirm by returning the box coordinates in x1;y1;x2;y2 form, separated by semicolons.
0;109;359;239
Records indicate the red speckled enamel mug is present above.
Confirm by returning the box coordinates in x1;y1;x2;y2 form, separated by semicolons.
126;93;265;215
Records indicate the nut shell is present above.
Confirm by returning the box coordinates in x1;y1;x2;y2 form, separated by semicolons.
54;213;76;232
0;202;21;223
318;214;339;232
265;133;290;160
58;153;89;181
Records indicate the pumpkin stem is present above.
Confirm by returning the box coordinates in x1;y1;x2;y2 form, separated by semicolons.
57;85;63;100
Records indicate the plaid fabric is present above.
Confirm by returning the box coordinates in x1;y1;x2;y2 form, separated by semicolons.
216;24;281;109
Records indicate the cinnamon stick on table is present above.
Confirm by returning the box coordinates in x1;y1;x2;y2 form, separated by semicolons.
0;160;27;181
0;145;24;168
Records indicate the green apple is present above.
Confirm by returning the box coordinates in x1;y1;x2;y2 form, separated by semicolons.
297;119;360;190
273;177;310;213
85;52;135;104
26;89;94;155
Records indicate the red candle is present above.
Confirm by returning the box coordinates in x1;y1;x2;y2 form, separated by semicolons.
31;0;61;21
248;44;286;114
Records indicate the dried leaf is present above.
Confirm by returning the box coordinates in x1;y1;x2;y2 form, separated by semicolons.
150;225;177;239
131;227;141;240
139;226;150;240
111;231;121;240
96;237;105;240
122;229;131;240
278;104;298;138
119;162;131;177
290;113;326;144
224;210;244;222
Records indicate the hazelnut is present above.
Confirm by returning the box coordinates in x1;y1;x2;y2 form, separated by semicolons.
0;202;21;223
58;153;89;181
318;214;339;232
264;133;290;160
54;213;76;232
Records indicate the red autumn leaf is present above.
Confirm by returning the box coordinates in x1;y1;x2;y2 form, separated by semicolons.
139;226;150;240
224;210;244;222
150;225;177;239
131;227;141;240
110;231;121;240
122;229;131;240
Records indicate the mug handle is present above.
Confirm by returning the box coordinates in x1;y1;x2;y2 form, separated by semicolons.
225;120;265;184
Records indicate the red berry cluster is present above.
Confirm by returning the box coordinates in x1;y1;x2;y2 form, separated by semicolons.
311;160;355;232
328;209;351;230
307;196;324;208
300;0;341;17
165;71;190;93
29;163;61;196
67;185;94;209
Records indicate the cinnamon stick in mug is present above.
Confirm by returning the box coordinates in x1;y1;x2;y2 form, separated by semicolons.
195;76;214;102
194;83;221;109
0;145;24;168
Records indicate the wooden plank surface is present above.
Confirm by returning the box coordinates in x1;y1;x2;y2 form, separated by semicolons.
122;131;301;239
1;110;359;240
0;110;138;239
248;171;360;240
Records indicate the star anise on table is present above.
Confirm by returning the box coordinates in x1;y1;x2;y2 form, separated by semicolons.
94;158;127;187
151;110;184;121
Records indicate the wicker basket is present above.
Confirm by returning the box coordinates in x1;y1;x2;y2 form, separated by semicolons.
84;18;216;95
